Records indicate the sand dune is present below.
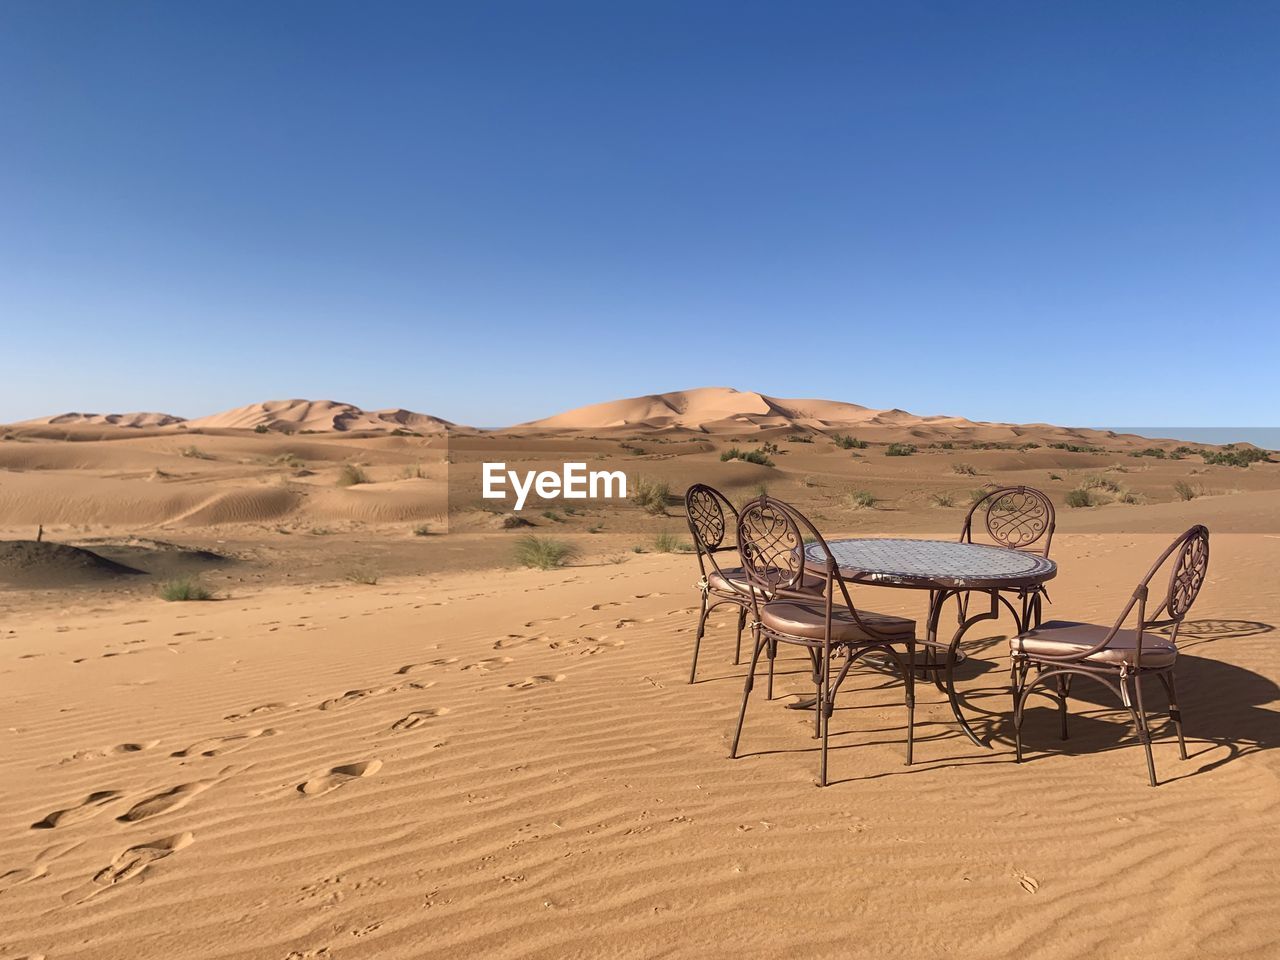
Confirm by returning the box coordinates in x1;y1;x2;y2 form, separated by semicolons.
17;412;186;428
184;399;454;434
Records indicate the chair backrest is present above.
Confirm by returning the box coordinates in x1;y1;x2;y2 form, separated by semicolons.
736;495;900;645
684;484;740;584
735;495;813;599
1141;524;1211;629
962;486;1055;555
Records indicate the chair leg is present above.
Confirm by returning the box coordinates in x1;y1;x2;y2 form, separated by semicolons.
818;650;832;787
730;629;767;759
1126;674;1158;788
734;606;746;665
766;639;776;700
905;641;916;766
689;591;709;684
1056;672;1069;741
1159;670;1188;760
1013;662;1030;763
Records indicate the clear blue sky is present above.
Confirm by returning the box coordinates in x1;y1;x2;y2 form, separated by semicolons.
1;1;1276;427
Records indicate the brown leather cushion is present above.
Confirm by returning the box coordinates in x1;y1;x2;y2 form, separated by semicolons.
760;600;915;643
1010;620;1177;668
708;566;824;597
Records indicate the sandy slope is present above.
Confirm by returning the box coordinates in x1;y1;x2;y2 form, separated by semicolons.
1;532;1277;959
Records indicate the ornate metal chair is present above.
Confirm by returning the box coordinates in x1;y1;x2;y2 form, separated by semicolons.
730;496;916;786
959;485;1055;629
1011;525;1209;786
684;484;821;684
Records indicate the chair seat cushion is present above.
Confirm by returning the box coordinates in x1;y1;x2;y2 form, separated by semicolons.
1010;620;1177;668
760;600;915;644
708;566;824;597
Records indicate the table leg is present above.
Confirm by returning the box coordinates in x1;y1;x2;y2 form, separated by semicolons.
939;589;1026;748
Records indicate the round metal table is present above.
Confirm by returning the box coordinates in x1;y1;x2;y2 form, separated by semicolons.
803;538;1057;747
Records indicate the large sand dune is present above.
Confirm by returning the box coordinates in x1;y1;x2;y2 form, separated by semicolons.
184;399;454;434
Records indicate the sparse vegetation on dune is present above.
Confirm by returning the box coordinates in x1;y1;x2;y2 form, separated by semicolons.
630;477;670;515
885;443;916;457
1174;480;1198;502
652;532;692;553
159;577;213;601
830;433;867;450
1201;446;1271;467
180;445;213;460
720;447;775;466
1065;488;1094;508
952;462;977;476
847;489;877;509
929;492;956;508
513;536;579;570
344;566;380;585
337;464;370;486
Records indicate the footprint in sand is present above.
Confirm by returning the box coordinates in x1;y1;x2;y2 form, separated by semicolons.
589;602;621;610
116;778;218;823
223;702;294;721
396;658;459;675
0;841;83;893
390;708;451;732
493;635;538;649
65;832;193;904
460;656;513;673
318;686;399;710
32;790;125;829
298;760;382;797
523;614;572;628
59;741;160;764
171;728;277;758
507;674;567;689
1014;871;1040;893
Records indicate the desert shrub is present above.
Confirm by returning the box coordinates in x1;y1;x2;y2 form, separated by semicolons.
541;509;563;522
720;447;775;466
1201;447;1270;467
180;445;212;460
630;477;670;515
1049;442;1100;453
254;424;269;434
1081;475;1122;493
952;462;977;476
1173;480;1197;502
1118;490;1144;504
1018;442;1041;451
513;536;580;570
831;433;867;450
653;531;692;553
1129;447;1168;459
885;443;916;457
1048;473;1063;481
787;434;814;443
344;566;379;585
587;523;605;534
413;524;434;536
400;463;426;479
159;577;212;601
847;489;877;509
1065;488;1095;508
929;492;956;508
337;464;370;486
752;481;769;498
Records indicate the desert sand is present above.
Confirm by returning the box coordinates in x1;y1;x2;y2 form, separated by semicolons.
2;388;1278;959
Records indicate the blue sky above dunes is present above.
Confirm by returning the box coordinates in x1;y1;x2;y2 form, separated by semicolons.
0;1;1276;427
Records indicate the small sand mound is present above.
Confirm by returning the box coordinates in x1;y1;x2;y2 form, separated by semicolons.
0;540;145;586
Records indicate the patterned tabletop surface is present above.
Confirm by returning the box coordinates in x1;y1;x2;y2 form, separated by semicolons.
804;538;1057;588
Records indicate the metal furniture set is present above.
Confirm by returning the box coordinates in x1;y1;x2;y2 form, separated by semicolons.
684;483;1210;787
